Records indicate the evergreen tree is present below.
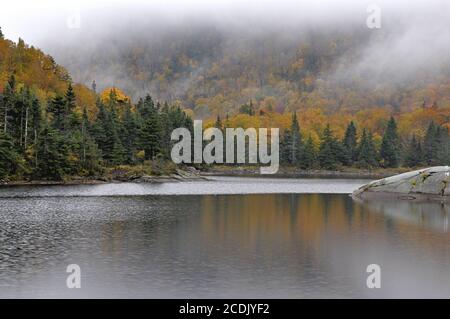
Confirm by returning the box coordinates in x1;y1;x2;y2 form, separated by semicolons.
280;113;303;165
0;26;3;39
65;83;76;113
30;97;41;146
356;129;379;168
380;116;400;167
436;127;450;165
280;129;292;164
318;124;342;170
138;95;162;160
91;99;117;163
404;134;423;167
0;132;21;179
35;124;69;180
48;95;66;131
239;100;255;115
424;121;441;165
2;75;16;135
300;134;317;169
289;112;302;164
121;103;139;163
342;121;357;165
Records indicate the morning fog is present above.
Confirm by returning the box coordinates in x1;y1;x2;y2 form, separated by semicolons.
171;120;279;174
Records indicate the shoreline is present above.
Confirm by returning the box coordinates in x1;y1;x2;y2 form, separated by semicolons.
0;166;409;186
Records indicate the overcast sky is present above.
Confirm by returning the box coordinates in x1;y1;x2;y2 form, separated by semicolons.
1;0;449;46
2;0;449;91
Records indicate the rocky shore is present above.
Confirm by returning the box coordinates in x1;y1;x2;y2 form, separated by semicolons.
352;166;450;201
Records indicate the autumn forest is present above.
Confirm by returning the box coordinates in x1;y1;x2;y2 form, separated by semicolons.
1;23;450;181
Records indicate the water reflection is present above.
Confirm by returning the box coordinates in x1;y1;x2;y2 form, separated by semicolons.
355;198;449;233
0;193;449;298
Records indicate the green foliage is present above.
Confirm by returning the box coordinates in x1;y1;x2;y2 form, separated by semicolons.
343;121;357;165
404;135;423;167
0;132;21;179
34;124;69;180
380;116;400;167
280;112;302;165
299;135;317;169
239;100;255;116
356;129;379;168
318;124;343;170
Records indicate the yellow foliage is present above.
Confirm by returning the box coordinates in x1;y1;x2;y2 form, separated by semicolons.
100;87;131;104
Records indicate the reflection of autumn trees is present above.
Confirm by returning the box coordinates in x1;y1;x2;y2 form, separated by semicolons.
199;194;450;257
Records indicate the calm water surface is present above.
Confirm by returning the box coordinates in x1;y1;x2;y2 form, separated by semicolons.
0;177;449;298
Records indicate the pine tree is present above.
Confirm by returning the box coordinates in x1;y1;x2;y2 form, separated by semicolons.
35;124;69;180
65;83;76;113
0;26;3;39
342;121;357;165
356;129;379;168
0;132;21;179
289;112;302;164
30;98;41;146
404;134;423;167
280;129;292;164
91;98;116;162
318;124;342;170
300;134;317;169
48;95;66;131
2;75;16;135
436;127;450;165
121;103;139;163
139;95;162;160
380;116;400;167
424;121;440;165
158;103;174;160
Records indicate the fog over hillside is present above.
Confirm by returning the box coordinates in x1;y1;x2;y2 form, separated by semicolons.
2;0;450;114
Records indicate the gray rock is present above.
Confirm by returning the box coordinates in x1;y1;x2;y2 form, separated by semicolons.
352;166;450;201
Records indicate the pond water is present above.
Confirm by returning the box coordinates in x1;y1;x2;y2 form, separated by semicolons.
0;177;448;298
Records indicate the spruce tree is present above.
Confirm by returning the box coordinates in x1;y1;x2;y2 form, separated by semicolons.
343;121;357;165
424;121;440;165
91;99;116;163
436;127;450;165
0;132;21;179
356;129;379;168
380;116;400;167
121;103;139;163
48;95;66;131
318;124;341;170
139;95;162;160
404;134;423;167
289;112;302;165
35;124;69;180
300;134;317;169
280;129;292;164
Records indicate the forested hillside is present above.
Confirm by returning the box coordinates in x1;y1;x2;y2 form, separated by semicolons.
50;22;450;120
1;26;450;181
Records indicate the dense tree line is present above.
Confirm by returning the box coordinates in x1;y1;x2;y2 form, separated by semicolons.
0;76;193;180
1;74;449;181
278;113;450;170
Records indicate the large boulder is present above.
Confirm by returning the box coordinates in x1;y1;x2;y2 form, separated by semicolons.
352;166;450;201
